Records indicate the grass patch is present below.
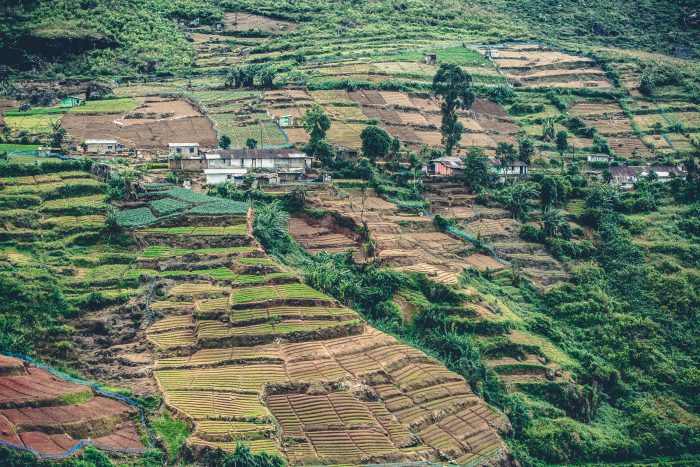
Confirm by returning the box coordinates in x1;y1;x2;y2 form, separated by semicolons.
151;414;190;462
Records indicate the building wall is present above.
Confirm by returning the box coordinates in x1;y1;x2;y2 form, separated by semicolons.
169;146;198;157
434;163;453;176
86;142;119;154
170;159;206;171
208;157;309;170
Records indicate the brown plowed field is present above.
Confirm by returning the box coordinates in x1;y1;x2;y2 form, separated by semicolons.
0;356;144;456
62;112;217;150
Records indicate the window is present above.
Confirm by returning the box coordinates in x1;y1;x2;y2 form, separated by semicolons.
189;147;195;154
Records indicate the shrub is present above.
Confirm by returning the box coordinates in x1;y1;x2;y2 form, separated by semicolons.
520;223;546;243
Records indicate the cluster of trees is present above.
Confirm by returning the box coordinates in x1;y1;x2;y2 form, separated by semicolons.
225;65;276;88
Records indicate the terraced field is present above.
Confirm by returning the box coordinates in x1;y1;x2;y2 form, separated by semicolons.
136;212;510;464
0;356;145;457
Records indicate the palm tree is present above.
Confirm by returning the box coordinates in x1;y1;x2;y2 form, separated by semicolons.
502;182;538;220
541;207;568;237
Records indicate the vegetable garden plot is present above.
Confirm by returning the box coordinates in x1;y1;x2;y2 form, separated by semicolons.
360;106;402;124
606;136;653;158
232;305;354;324
266;392;379;436
116;207;157;228
165;390;268;419
283;358;350;382
156;346;281;369
348;90;386;106
147;328;196;348
188;437;281;456
384;125;420;143
325;105;367;122
0;357;145;457
222;12;297;34
379;91;416;108
194;420;275;440
219;122;289;149
155;364;286;393
309;90;353;105
167;283;230;297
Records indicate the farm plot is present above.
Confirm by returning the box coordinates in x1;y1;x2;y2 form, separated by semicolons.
222;12;297;34
215;119;290;148
155;364;286;393
61;112;218;149
137;209;508;463
326;122;364;148
0;356;145;457
485;46;612;89
607;136;653;158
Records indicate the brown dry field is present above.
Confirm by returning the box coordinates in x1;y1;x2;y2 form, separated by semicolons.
115;98;201;125
607;136;653;158
583;115;635;135
348;90;386;105
326;122;364;148
570;102;625;116
379;91;417;108
223;12;297;34
281;127;310;145
471;98;509;117
62;111;218;149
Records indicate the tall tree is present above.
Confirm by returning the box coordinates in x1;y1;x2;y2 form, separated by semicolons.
432;63;475;156
463;147;493;193
556;130;569;173
302;105;332;151
219;135;231;149
360;124;391;161
495;142;517;169
518;136;535;164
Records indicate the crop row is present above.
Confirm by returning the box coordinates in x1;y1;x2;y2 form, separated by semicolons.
168;283;230;297
155;364;286;393
166;390;268;419
140;246;255;258
156;346;281;369
143;225;247;236
232;306;353;323
231;284;332;304
147;329;196;348
266;392;378;436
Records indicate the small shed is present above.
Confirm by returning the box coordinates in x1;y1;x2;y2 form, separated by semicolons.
61;97;84;108
85;139;125;155
425;53;437;65
485;49;500;59
278;115;296;127
427;156;465;176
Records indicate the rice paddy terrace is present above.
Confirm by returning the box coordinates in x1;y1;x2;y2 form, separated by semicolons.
135;209;512;464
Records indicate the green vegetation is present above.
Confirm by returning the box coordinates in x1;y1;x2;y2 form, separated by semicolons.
151;414;190;462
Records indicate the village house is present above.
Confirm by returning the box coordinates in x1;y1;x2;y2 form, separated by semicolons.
84;139;125;155
587;154;614;163
61;96;84;108
609;165;685;189
203;148;313;185
168;143;200;157
427;156;465;176
488;158;529;176
277;115;296;127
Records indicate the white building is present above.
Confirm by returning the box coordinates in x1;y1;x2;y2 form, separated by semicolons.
203;167;248;185
168;143;200;157
610;165;685;190
85;139;125;155
587;154;614;163
203;148;313;185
